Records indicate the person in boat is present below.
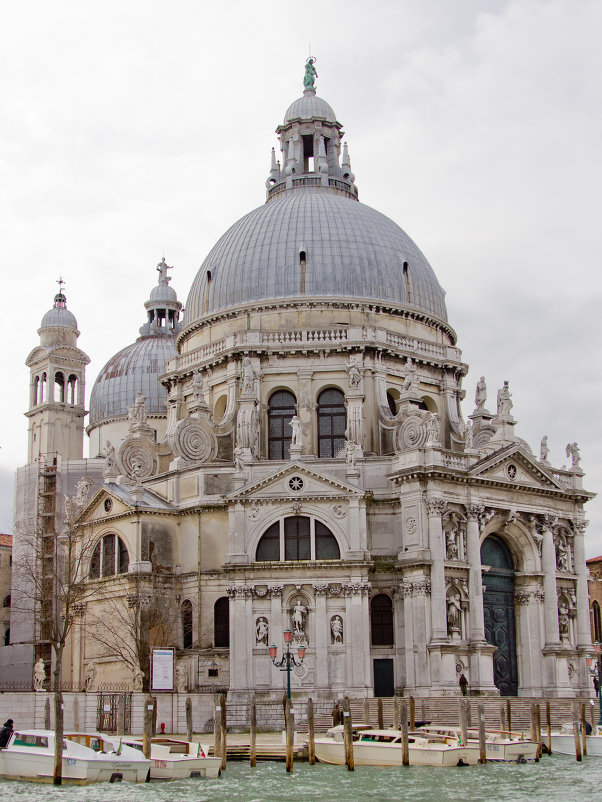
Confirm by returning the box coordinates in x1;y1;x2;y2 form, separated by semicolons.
0;719;14;748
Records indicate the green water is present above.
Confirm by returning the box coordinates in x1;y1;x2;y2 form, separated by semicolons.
1;755;599;801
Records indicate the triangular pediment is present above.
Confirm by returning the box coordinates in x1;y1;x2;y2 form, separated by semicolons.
469;443;567;491
226;461;365;502
76;482;173;523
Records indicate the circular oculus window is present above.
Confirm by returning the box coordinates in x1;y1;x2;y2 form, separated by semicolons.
288;476;304;492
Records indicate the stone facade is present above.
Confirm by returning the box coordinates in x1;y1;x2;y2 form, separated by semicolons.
6;69;595;701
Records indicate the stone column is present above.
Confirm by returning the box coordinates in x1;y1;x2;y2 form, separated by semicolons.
573;521;592;649
541;516;560;645
466;505;487;643
344;582;371;693
425;497;447;641
313;585;329;688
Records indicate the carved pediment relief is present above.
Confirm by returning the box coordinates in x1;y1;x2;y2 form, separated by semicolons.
226;461;365;503
469;445;565;491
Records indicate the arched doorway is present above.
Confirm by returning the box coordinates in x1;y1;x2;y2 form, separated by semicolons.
481;534;518;696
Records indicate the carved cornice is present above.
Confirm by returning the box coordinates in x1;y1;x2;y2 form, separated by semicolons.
402;579;432;597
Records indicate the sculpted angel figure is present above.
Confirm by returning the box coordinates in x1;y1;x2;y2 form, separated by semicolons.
292;601;307;634
402;357;418;392
103;440;116;471
566;442;581;468
256;616;269;645
240;357;256;395
540;435;550;462
74;477;93;508
330;615;343;644
348;357;362;388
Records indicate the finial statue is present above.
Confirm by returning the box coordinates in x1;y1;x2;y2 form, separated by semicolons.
540;435;550;462
156;257;173;285
304;57;317;89
496;380;513;416
475;376;487;409
566;442;581;469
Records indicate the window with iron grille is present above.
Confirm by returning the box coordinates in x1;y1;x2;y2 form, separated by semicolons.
371;594;394;645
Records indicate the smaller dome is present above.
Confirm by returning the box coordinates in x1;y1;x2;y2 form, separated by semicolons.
149;283;178;303
284;89;336;124
39;292;78;331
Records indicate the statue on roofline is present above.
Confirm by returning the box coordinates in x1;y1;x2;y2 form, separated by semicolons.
304;57;317;89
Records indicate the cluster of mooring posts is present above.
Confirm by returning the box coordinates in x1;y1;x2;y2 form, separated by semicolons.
200;695;597;771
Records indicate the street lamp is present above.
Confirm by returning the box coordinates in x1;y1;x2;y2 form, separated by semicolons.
270;629;306;699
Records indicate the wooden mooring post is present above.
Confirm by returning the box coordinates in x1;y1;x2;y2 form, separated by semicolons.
117;695;125;737
185;696;193;743
572;703;582;762
535;704;542;760
393;695;399;729
459;699;468;748
530;703;537;746
214;696;220;758
500;701;507;733
363;697;370;725
409;697;415;731
580;703;587;757
342;696;354;771
307;697;316;766
377;697;384;729
506;699;512;733
478;703;487;764
220;694;227;772
400;699;409;766
546;701;552;756
250;697;257;768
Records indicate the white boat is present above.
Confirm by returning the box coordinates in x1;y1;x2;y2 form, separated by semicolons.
120;737;221;779
549;723;602;756
0;729;148;784
315;727;479;767
65;732;151;782
417;725;538;763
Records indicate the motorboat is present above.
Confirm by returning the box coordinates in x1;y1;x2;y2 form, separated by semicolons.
65;732;150;781
119;736;221;779
549;723;602;756
314;727;479;767
417;725;538;763
0;729;149;784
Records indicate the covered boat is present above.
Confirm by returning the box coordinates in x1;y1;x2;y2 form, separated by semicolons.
314;727;479;767
417;725;538;763
121;737;221;779
0;729;149;784
549;723;602;756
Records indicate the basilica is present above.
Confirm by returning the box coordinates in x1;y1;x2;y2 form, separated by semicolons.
6;65;594;701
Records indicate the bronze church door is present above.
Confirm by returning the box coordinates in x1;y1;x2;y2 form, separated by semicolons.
481;535;518;696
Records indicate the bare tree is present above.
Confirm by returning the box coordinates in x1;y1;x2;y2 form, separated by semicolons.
87;575;181;693
12;495;99;785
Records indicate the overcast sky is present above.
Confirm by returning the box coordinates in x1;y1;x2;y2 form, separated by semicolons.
1;0;600;553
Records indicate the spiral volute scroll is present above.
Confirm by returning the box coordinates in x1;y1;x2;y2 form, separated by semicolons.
395;415;428;452
118;442;155;481
170;418;214;463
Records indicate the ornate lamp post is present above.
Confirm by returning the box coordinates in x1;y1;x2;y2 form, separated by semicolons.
270;629;305;699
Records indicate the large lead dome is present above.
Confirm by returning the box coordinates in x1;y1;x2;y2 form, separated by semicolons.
184;78;447;328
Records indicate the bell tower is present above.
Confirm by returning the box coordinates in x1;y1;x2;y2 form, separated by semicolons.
24;281;90;462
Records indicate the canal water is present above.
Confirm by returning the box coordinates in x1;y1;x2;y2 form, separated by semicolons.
2;755;601;801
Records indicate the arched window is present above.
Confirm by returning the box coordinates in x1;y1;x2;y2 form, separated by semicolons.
54;372;65;403
67;374;78;405
89;535;129;578
256;517;340;562
593;601;602;643
214;597;229;648
2;594;10;608
386;392;398;416
181;599;193;649
268;390;296;459
40;373;47;403
371;594;394;646
317;388;346;458
3;628;9;646
33;375;40;406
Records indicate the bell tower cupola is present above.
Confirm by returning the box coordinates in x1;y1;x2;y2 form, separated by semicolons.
25;279;90;463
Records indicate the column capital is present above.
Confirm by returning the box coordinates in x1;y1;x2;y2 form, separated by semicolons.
425;498;446;518
466;504;484;521
572;520;588;536
542;514;558;532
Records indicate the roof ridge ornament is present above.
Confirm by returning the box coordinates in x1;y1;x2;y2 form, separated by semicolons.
303;56;317;91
